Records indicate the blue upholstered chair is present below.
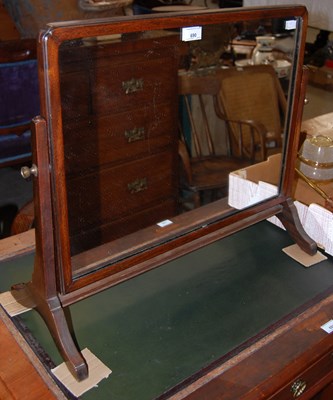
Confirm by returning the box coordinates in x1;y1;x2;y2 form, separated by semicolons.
0;39;39;167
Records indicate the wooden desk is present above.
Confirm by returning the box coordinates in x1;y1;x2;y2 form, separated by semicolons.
1;222;333;399
162;291;333;400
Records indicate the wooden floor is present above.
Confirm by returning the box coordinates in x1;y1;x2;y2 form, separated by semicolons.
0;231;66;399
0;303;65;399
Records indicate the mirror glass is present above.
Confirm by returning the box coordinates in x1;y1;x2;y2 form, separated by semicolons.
55;14;301;279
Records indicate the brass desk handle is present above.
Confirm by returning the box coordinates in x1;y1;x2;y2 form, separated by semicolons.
291;379;307;398
127;177;148;194
122;78;144;94
125;127;145;142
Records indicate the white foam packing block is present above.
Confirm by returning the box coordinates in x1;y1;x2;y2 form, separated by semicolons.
228;163;333;256
294;201;333;255
228;172;278;210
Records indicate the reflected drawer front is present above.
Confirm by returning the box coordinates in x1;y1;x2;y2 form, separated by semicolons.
66;151;177;232
60;70;91;121
63;103;177;174
70;198;177;254
59;40;179;122
92;55;177;115
272;350;333;399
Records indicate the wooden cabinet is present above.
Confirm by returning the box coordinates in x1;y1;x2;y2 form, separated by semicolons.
58;36;181;254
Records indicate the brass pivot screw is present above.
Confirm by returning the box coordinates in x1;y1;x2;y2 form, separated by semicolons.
21;164;38;179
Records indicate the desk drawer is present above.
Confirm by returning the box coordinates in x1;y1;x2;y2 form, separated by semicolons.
63;103;177;174
272;349;333;399
66;150;178;232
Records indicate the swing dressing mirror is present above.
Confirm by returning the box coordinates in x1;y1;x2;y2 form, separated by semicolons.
26;6;316;380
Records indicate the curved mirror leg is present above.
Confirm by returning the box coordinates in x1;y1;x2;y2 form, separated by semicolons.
27;284;89;381
276;198;317;256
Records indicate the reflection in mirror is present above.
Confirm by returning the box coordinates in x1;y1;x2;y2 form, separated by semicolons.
57;17;298;277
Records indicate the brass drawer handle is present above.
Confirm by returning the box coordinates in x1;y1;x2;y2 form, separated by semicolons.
125;127;145;142
127;177;147;194
122;78;144;94
291;379;307;398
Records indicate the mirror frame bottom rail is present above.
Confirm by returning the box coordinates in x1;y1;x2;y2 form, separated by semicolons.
61;196;314;306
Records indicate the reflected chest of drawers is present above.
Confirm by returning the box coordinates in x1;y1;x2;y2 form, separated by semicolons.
58;35;181;253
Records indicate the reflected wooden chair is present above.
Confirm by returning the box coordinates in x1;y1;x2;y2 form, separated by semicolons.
216;64;287;162
178;72;253;209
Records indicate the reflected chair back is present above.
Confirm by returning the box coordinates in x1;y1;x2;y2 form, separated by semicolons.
217;64;287;161
178;72;252;208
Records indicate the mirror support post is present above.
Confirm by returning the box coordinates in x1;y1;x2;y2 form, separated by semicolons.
277;67;316;256
12;116;89;381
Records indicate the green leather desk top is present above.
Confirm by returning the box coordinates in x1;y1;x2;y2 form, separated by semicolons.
1;221;333;400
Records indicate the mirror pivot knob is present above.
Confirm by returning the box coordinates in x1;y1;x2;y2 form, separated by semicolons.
21;164;38;179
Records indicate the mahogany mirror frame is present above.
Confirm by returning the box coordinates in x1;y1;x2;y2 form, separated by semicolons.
16;6;316;381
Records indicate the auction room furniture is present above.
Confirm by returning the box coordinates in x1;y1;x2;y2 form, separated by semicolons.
243;0;333;32
0;38;39;168
216;64;287;162
10;200;35;236
178;72;252;207
12;5;321;388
